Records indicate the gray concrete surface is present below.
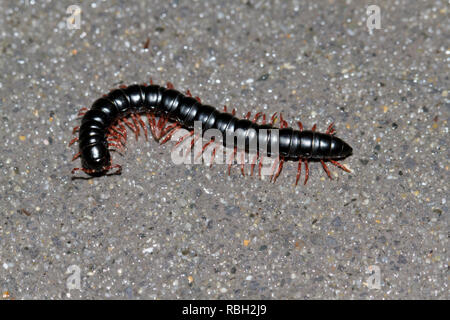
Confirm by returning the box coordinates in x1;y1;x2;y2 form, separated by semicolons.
0;0;448;299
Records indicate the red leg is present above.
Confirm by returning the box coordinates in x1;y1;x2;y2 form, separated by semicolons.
122;118;137;139
187;134;201;157
321;160;332;180
258;153;264;177
186;89;192;97
160;124;181;144
69;137;78;146
279;113;288;128
72;152;81;161
239;150;246;176
273;156;285;182
107;142;124;153
149;78;154;85
147;113;157;138
297;121;303;131
209;141;220;168
295;159;302;186
244;111;251;120
116;119;128;141
130;114;141;140
166;82;174;89
195;138;215;161
77;107;88;117
103;164;122;175
270;112;278;125
108;126;126;142
269;156;279;182
253;112;262;123
326;122;336;135
72;126;80;134
304;160;309;185
157;115;169;132
311;124;317;132
174;130;194;148
330;159;351;172
136;113;148;141
227;146;237;175
261;114;267;125
71;167;96;175
250;152;259;176
119;84;127;89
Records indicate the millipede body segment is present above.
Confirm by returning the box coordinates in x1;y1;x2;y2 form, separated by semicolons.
70;82;353;185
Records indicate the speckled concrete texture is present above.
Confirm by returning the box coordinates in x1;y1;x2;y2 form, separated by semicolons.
0;0;448;299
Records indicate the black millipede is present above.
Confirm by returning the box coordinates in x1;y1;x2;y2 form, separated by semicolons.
70;81;352;185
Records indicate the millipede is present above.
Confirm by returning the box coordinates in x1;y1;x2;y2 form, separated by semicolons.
69;80;353;185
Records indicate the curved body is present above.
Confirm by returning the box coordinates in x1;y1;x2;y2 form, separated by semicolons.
78;84;352;172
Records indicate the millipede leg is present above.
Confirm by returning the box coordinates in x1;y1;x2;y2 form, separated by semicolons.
108;125;125;141
329;159;351;173
279;113;288;128
270;112;278;125
321;160;332;180
77;107;88;117
130;114;141;140
69;137;78;146
156;115;169;139
174;130;194;148
116;119;128;141
147;113;157;138
260;113;267;125
245;111;251;120
122;118;138;140
252;112;262;123
166;81;174;89
311;124;317;132
227;146;237;175
72;152;81;161
72;126;80;134
104;163;122;175
250;152;259;176
107;138;125;151
239;150;246;176
195;138;215;161
160;124;181;144
136;113;148;141
107;142;124;153
258;154;264;178
187;134;201;157
326;122;336;135
72;167;92;175
273;156;285;182
119;84;127;89
186;89;192;97
209;141;221;167
297;121;303;131
304;160;309;185
269;156;279;182
295;159;302;186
